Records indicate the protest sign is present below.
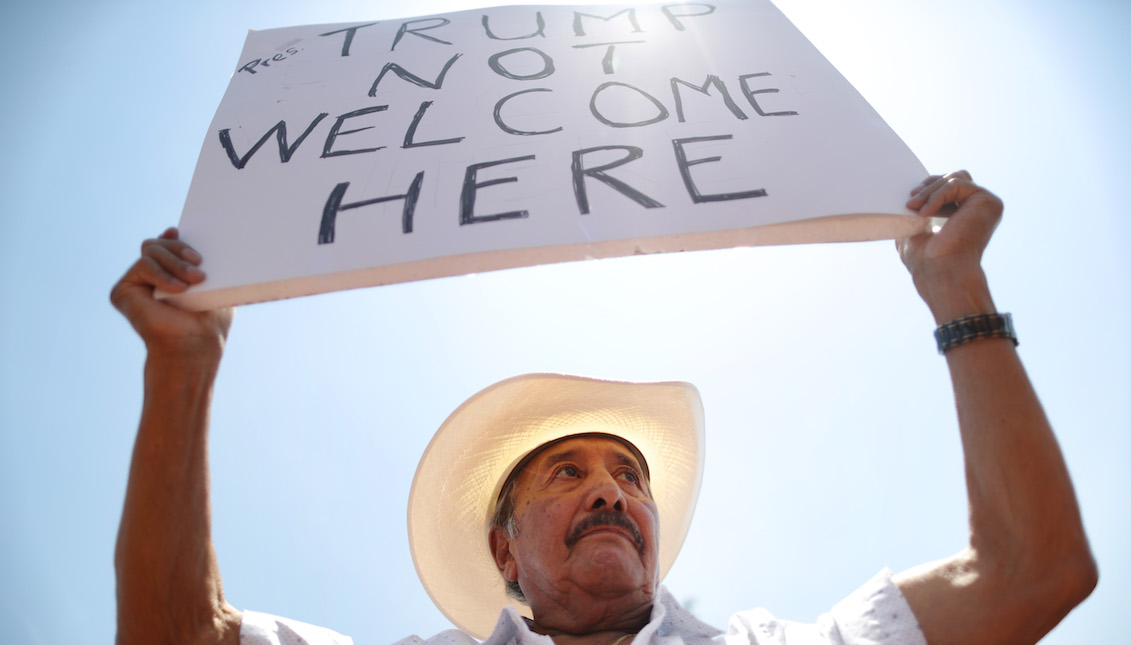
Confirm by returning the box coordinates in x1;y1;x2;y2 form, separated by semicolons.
169;1;928;310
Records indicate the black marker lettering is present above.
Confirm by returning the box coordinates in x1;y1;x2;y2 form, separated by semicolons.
318;173;425;243
460;155;536;224
571;146;664;214
493;89;563;136
672;135;766;203
238;59;262;75
487;47;555;81
590;82;669;128
403;101;465;148
218;113;329;169
571;41;645;74
321;106;389;158
661;4;716;31
670;75;747;122
481;12;546;40
369;53;463;97
391;18;452;51
319;23;378;57
572;9;642;36
738;73;798;116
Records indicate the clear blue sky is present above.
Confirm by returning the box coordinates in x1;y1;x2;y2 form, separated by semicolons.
1;1;1127;643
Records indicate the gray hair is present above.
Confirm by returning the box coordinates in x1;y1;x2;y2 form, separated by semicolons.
490;473;527;603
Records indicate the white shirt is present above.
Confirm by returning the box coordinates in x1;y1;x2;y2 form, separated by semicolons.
240;569;926;645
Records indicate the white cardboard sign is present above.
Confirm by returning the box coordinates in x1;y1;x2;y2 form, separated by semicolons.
171;1;927;310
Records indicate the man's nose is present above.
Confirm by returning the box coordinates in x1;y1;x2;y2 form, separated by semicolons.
584;470;627;512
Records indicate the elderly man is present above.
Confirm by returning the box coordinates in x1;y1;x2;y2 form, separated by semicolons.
112;173;1096;645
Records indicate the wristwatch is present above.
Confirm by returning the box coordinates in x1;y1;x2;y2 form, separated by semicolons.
934;312;1018;354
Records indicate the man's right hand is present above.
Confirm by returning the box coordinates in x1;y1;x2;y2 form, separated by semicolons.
110;227;233;360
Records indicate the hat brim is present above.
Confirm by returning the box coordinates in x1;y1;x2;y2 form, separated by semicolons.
408;373;705;638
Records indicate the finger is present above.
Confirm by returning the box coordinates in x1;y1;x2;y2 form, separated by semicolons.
142;228;203;265
918;178;976;217
908;175;959;212
145;243;206;285
920;178;1000;221
154;228;203;265
907;170;974;205
135;255;194;293
110;255;189;317
908;171;964;203
140;238;203;266
141;235;204;269
909;175;942;197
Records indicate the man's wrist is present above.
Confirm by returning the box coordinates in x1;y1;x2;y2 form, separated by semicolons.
144;341;225;379
915;266;996;324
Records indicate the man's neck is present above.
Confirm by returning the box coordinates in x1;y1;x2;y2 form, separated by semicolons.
524;591;654;645
537;628;641;645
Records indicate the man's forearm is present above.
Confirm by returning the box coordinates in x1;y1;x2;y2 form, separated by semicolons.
945;330;1096;589
922;268;1093;574
115;353;240;645
899;271;1097;644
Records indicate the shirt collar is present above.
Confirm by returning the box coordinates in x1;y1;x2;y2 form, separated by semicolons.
480;586;723;645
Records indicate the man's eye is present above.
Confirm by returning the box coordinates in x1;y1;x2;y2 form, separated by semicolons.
620;470;639;484
556;466;579;478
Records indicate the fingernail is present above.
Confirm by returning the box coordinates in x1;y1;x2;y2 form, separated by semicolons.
182;248;202;264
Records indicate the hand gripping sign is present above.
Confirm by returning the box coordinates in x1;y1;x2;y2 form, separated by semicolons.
169;1;927;310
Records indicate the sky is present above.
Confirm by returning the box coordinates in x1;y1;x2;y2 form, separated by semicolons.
0;0;1128;644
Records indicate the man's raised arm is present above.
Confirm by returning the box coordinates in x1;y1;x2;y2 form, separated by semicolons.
892;172;1097;644
111;227;240;645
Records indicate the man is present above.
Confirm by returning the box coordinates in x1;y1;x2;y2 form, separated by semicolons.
111;172;1097;645
408;373;704;641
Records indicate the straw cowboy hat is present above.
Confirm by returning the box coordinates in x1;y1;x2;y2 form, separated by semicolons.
408;373;706;638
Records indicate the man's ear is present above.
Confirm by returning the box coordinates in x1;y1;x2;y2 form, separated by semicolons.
489;526;518;582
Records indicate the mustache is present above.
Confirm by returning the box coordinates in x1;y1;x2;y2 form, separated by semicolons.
565;512;645;553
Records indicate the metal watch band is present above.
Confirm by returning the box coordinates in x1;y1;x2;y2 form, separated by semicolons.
934;312;1018;354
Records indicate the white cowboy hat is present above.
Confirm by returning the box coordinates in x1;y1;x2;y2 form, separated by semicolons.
408;373;705;639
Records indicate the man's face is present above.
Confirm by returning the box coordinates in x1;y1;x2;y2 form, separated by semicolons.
490;435;660;607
